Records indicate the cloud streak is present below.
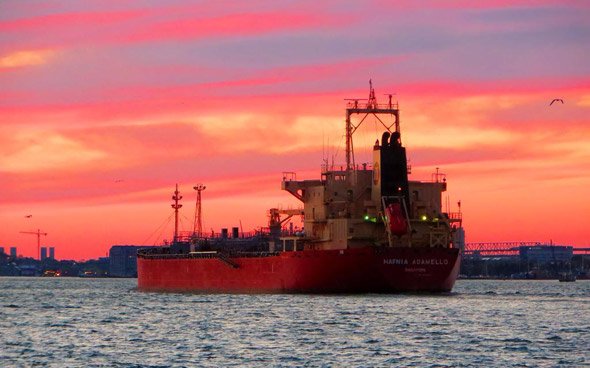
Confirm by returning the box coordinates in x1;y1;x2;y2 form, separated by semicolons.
0;49;56;69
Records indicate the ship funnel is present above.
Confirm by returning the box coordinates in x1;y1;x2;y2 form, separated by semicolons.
378;131;411;216
381;132;390;147
390;131;401;146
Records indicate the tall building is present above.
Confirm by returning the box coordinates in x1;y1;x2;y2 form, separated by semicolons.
41;247;48;260
49;247;55;260
109;245;157;277
10;247;17;258
0;247;4;254
519;245;573;264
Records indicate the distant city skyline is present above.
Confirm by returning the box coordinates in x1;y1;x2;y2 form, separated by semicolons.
1;1;589;260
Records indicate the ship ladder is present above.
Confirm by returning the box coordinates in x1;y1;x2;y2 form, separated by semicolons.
216;253;239;269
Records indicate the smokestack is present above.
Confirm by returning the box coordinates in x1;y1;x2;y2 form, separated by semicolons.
371;139;382;206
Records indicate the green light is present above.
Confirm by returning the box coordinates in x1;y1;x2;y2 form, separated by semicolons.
421;215;427;221
364;214;378;223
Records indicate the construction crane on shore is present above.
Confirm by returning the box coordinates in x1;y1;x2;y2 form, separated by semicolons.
20;229;47;260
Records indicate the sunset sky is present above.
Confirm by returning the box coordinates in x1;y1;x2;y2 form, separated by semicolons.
1;0;589;260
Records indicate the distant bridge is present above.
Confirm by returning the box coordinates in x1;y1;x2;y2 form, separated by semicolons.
463;242;590;257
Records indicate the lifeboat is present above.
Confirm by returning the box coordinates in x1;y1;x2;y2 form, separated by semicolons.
385;202;408;236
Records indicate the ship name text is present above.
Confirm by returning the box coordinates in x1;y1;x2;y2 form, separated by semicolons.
384;258;449;266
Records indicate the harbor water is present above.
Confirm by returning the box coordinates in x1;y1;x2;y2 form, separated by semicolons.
1;278;588;367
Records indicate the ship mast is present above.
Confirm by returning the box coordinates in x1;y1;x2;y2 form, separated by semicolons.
171;184;182;243
193;184;206;237
345;79;399;170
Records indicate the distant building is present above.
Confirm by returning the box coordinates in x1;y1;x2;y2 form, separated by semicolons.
109;245;157;277
0;247;4;254
49;247;55;260
519;245;573;264
18;264;38;276
10;247;17;258
41;247;48;260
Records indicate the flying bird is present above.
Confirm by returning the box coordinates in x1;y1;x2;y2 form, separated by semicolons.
25;215;32;218
115;179;124;183
550;99;564;106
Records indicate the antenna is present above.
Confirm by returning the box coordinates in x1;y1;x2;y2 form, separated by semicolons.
322;130;326;168
368;79;377;108
384;93;397;109
344;80;400;170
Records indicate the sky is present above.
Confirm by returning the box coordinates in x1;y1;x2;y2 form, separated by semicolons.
1;0;589;260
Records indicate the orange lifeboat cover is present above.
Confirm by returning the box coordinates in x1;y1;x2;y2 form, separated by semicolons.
386;203;408;236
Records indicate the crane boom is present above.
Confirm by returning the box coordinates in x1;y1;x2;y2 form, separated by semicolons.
19;229;48;260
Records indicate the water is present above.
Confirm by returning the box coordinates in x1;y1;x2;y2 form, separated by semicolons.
0;278;588;367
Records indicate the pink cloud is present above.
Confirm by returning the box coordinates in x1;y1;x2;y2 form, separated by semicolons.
374;0;590;10
0;10;147;32
124;12;334;43
2;74;586;126
393;77;590;97
0;6;348;53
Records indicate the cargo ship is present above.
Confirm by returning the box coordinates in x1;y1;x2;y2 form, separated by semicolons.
137;83;465;293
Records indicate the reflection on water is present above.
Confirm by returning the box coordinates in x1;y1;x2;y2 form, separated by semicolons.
0;278;588;367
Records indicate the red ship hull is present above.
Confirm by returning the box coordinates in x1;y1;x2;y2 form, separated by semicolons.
137;247;461;293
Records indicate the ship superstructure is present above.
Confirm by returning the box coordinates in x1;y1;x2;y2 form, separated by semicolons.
282;82;463;252
137;83;464;293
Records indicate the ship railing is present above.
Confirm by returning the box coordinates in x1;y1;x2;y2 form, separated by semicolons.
137;247;171;256
200;229;302;239
321;163;373;173
239;251;280;258
138;250;280;260
346;101;399;110
175;230;267;241
210;231;263;239
447;212;462;221
282;172;297;181
139;252;221;260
